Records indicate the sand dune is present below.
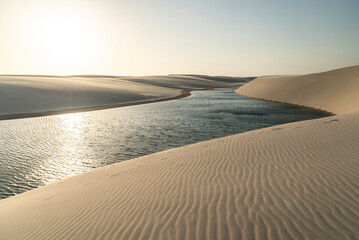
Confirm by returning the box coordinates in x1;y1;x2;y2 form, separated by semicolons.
0;75;249;120
0;112;358;239
0;66;359;239
236;65;359;114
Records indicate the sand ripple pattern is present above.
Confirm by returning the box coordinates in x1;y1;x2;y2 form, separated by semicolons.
1;113;359;239
0;88;328;199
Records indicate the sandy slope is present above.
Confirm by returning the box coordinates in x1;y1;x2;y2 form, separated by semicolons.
236;65;359;114
0;66;359;239
0;75;249;120
0;112;358;240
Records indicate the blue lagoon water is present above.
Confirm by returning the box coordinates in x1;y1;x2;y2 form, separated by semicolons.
0;88;331;199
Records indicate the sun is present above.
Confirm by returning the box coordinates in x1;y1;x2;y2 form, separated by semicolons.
25;3;100;74
35;13;91;61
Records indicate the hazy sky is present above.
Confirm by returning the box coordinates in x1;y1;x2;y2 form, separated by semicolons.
0;0;358;76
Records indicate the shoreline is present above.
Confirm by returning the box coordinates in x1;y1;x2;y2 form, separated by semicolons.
236;91;335;115
0;85;330;201
0;74;248;121
0;85;241;121
1;83;334;122
0;90;190;121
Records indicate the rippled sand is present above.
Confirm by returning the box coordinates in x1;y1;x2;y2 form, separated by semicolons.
0;66;359;239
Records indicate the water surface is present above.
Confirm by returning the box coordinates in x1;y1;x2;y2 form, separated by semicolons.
0;88;331;199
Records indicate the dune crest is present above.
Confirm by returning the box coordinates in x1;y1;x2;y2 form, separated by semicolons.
0;75;251;120
236;65;359;114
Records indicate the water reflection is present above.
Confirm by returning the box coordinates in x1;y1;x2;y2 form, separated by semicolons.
0;88;331;199
42;113;90;185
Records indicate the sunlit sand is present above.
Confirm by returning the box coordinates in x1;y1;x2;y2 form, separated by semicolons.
0;65;358;239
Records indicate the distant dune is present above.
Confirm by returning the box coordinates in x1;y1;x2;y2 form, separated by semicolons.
236;65;359;114
0;66;358;239
0;74;251;120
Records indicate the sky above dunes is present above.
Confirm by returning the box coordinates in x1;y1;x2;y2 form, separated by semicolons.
0;0;358;76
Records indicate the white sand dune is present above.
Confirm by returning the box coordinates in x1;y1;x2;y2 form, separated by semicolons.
236;65;359;114
0;74;249;120
0;66;359;239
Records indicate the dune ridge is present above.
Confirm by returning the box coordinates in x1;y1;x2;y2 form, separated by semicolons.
236;65;359;114
0;74;251;120
1;66;359;239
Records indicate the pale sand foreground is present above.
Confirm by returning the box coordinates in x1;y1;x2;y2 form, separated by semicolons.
0;74;248;120
0;66;359;239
